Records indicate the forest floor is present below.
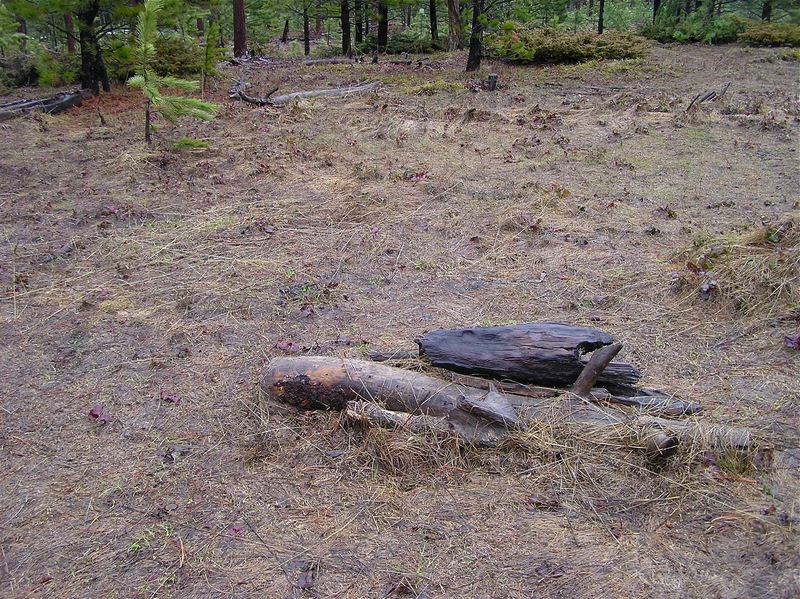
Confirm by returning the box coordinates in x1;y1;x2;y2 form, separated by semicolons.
0;43;798;598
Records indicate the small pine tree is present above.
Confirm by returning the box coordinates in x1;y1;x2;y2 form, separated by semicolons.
127;0;217;145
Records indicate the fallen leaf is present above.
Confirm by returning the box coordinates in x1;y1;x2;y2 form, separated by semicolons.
160;390;181;404
88;404;110;424
226;524;244;537
276;339;301;352
783;334;800;349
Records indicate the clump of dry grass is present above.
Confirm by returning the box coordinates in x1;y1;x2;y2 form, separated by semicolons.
673;213;799;317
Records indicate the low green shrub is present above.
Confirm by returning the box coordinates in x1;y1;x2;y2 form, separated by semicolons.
355;31;445;55
0;51;38;88
152;36;204;76
36;49;80;87
739;22;800;47
486;22;648;64
639;13;749;44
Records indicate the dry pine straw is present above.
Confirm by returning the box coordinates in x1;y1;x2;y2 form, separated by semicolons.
0;44;798;597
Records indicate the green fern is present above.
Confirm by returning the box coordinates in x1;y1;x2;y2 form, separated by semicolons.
127;0;217;145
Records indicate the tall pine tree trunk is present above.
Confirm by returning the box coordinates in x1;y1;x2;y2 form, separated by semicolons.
304;8;311;55
76;0;109;95
429;0;438;41
377;1;388;52
598;0;605;33
761;0;772;20
341;0;351;55
447;0;463;50
65;13;76;53
355;0;363;43
232;0;247;57
465;0;483;72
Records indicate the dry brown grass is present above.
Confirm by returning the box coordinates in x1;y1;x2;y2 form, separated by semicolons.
1;44;798;598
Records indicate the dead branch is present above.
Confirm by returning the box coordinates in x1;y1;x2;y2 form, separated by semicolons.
261;356;750;454
230;79;379;107
571;343;623;399
302;58;362;65
687;82;732;112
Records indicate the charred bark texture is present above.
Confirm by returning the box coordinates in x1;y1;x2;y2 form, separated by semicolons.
416;323;641;391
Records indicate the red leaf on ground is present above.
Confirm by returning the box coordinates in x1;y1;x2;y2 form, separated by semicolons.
88;404;110;424
276;339;301;352
226;524;244;537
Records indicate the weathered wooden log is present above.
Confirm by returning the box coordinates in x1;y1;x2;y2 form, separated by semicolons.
416;323;641;390
0;90;89;121
261;356;749;453
230;79;378;107
302;58;361;65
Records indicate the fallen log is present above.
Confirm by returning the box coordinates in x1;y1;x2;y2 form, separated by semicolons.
230;79;379;107
302;58;362;65
0;89;90;121
260;356;750;455
416;322;641;391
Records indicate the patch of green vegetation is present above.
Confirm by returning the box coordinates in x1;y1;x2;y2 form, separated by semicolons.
486;23;648;64
172;138;209;151
739;22;800;47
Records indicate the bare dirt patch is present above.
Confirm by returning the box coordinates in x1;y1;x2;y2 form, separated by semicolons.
1;44;798;598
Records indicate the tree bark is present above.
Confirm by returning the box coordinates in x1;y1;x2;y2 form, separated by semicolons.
447;0;464;50
303;7;311;55
75;0;109;96
429;0;439;41
377;1;389;52
232;0;248;58
341;0;351;55
65;13;77;54
465;0;483;72
761;0;772;21
416;323;641;394
653;0;661;23
598;0;605;34
355;0;363;43
282;18;290;43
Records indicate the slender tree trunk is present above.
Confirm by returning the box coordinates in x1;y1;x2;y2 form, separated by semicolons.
465;0;483;72
447;0;463;50
316;1;322;36
653;0;660;23
304;7;311;55
144;99;152;146
341;0;351;55
377;1;388;51
761;0;772;20
355;0;363;42
65;13;77;54
232;0;247;58
597;0;605;34
364;2;369;36
282;18;290;42
429;0;438;41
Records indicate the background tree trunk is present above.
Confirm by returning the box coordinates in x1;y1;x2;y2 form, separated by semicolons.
341;0;351;55
65;13;76;54
282;18;289;43
447;0;463;50
761;0;772;20
304;8;311;55
377;1;388;51
598;0;605;33
429;0;438;41
355;0;363;43
465;0;484;72
232;0;247;58
76;0;109;95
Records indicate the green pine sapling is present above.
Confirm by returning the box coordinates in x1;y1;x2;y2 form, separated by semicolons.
127;0;217;145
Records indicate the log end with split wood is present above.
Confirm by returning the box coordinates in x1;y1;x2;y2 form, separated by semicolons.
260;323;751;458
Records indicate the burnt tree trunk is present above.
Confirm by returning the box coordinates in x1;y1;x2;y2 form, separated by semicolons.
341;0;351;55
377;1;389;51
416;323;641;391
303;7;311;55
355;0;363;43
233;0;248;58
761;0;772;20
281;18;290;43
465;0;484;72
598;0;605;34
429;0;439;41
